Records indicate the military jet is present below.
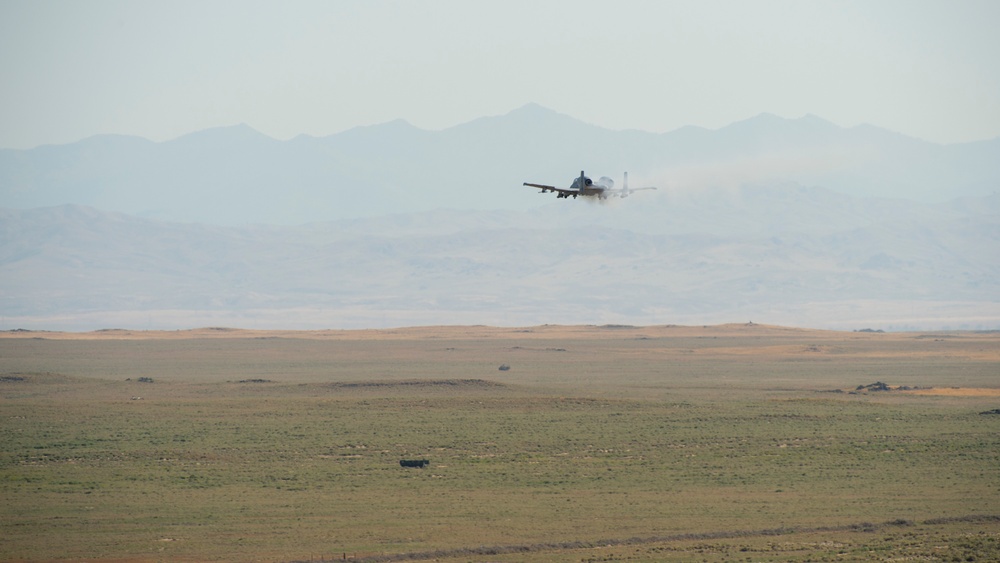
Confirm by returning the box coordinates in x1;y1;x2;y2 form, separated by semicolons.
524;171;656;200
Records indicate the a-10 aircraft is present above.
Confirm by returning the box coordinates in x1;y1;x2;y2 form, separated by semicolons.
524;171;656;200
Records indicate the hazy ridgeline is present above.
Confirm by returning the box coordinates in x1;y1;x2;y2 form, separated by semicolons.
2;106;999;333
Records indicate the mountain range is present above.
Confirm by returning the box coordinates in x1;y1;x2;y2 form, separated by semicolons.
2;104;998;225
1;105;998;331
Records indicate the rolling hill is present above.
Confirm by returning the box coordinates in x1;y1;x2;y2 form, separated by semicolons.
2;187;997;331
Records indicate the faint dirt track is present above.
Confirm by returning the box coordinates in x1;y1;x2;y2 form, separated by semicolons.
905;387;1000;396
288;515;1000;563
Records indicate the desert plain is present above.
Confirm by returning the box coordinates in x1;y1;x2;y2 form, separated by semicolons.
1;323;998;561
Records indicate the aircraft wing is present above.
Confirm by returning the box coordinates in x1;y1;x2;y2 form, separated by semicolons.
523;182;579;196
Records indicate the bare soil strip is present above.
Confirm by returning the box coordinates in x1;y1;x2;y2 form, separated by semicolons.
290;515;1000;563
0;323;849;341
905;387;1000;397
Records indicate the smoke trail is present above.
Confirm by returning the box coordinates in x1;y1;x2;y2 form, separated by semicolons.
646;145;866;194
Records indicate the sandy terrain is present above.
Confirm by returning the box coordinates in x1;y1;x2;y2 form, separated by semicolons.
905;387;1000;397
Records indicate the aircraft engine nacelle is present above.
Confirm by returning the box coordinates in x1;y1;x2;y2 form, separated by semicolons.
572;171;593;191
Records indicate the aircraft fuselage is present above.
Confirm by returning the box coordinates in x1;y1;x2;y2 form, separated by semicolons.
568;171;605;198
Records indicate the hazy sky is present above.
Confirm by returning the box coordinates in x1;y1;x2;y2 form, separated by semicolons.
2;0;998;149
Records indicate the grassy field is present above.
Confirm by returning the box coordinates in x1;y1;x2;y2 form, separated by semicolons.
1;324;998;561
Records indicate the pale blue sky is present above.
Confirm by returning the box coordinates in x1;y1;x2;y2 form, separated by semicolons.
2;0;998;148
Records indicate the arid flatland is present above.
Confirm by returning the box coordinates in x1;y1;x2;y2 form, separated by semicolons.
2;324;998;561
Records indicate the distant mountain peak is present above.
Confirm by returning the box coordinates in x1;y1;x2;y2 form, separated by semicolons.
327;118;430;148
799;113;828;122
499;103;585;125
507;102;559;116
717;112;845;139
797;113;838;127
445;103;589;135
343;117;421;134
168;122;275;145
747;112;797;125
383;118;418;129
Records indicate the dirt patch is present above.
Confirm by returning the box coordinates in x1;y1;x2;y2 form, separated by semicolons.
326;379;507;390
903;387;1000;397
340;516;999;563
